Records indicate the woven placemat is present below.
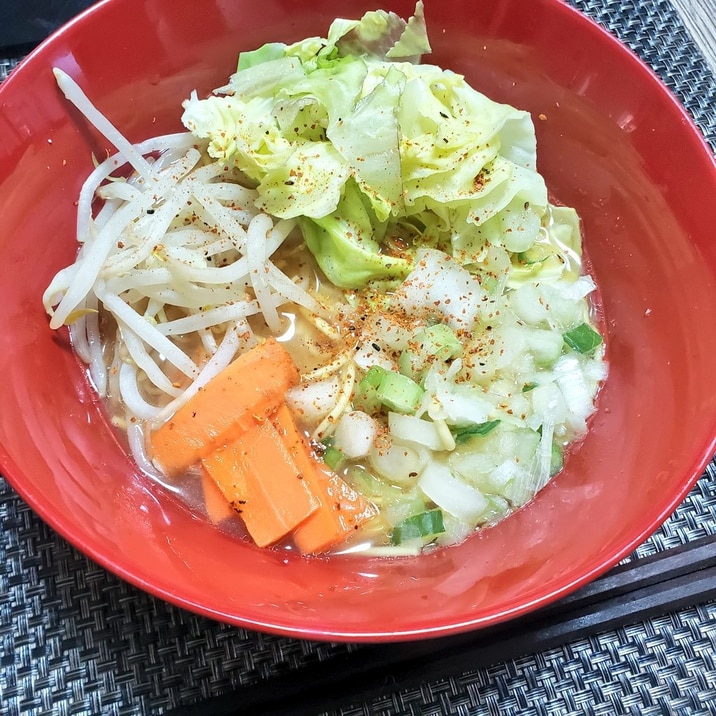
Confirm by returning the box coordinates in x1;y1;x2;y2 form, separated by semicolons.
1;0;716;714
0;58;20;81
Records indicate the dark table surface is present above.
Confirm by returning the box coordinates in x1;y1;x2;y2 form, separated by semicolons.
1;1;715;714
0;1;95;49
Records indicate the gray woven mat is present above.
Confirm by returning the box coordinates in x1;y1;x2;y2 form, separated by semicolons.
2;0;716;714
0;58;20;81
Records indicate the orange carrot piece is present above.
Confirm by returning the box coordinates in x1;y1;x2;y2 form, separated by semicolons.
151;338;300;475
201;418;320;548
293;471;379;554
201;469;236;524
272;404;378;554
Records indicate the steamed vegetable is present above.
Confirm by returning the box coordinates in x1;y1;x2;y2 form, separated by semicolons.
391;508;445;545
201;398;378;552
181;1;548;289
150;338;299;475
273;404;378;553
293;470;379;553
201;417;320;548
201;469;236;524
564;322;603;354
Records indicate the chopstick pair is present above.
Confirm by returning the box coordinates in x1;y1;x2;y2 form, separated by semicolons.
166;534;716;716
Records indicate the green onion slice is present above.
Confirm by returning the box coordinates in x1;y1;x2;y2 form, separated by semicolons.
391;508;445;544
452;419;501;444
563;322;602;354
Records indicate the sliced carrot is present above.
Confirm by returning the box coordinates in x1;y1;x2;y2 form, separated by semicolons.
292;471;379;554
201;417;320;548
201;469;236;524
151;338;300;475
272;404;378;554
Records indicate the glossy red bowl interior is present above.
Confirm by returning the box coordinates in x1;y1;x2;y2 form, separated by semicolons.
1;0;715;642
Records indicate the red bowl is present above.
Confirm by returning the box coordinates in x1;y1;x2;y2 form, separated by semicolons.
1;0;715;641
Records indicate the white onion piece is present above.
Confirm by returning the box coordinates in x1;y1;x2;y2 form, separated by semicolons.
526;382;568;431
553;275;596;302
423;363;494;426
532;416;554;492
501;462;540;508
418;461;488;524
584;354;609;383
509;284;548;326
436;513;474;548
392;248;486;331
286;376;341;424
500;203;541;253
488;459;523;489
333;411;379;459
353;342;395;372
369;439;426;484
554;355;595;432
388;413;444;451
450;450;497;481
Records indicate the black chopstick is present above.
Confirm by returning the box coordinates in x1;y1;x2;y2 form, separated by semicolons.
164;534;716;716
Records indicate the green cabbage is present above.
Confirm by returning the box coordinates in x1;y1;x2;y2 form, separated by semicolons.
181;1;548;288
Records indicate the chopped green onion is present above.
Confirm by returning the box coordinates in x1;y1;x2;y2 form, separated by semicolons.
563;322;602;354
452;419;501;444
354;366;425;414
479;494;511;524
517;244;552;265
320;438;343;470
353;365;387;413
376;371;424;414
398;323;462;382
480;274;500;295
550;441;564;476
391;508;445;544
344;465;403;505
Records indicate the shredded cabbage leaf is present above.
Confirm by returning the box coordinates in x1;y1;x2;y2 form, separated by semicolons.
181;1;547;288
